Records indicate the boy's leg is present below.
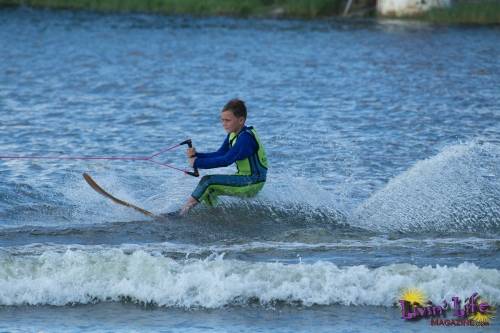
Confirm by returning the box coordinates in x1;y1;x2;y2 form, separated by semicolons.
181;174;265;215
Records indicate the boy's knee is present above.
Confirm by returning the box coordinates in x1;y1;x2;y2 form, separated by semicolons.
200;175;212;185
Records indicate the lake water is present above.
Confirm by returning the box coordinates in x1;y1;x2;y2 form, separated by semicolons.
0;7;499;332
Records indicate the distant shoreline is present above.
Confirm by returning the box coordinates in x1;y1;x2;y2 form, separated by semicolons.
0;0;363;19
1;0;499;24
404;1;500;25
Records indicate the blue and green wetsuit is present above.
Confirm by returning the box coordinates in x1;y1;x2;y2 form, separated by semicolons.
191;126;268;206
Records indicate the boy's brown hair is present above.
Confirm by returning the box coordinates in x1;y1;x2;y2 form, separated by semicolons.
222;99;247;119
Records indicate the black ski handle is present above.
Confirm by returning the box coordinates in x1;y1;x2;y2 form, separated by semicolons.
180;139;199;177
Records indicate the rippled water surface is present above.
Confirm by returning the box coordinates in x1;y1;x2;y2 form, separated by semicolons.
0;8;499;332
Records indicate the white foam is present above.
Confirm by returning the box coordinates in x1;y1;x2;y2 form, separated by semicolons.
352;141;500;232
0;248;498;308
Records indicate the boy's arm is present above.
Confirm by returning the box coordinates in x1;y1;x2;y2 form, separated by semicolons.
194;132;257;169
195;135;230;159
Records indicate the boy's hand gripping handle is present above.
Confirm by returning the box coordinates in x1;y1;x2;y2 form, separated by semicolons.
180;139;199;177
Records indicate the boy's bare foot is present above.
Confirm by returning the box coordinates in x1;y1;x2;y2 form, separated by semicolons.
179;196;198;216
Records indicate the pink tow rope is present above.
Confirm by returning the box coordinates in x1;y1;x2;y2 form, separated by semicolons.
0;139;199;177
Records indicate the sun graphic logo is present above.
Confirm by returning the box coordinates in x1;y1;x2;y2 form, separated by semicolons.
398;289;496;326
399;288;449;321
400;288;426;306
468;297;496;325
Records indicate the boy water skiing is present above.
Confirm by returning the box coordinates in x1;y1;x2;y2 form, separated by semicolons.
180;99;268;215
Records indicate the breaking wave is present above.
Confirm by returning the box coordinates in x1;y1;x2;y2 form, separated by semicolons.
0;247;498;308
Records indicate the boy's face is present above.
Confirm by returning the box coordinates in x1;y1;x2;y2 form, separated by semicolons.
220;110;245;133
